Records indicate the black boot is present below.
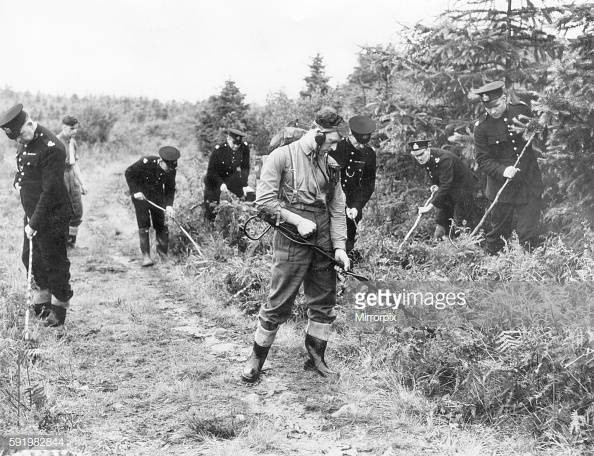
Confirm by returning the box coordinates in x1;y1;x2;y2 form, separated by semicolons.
43;304;67;327
139;229;154;267
304;334;339;379
156;229;169;259
33;303;50;318
241;342;271;383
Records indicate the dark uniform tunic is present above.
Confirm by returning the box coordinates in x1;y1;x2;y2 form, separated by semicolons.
125;156;176;233
17;125;73;303
331;138;376;252
474;102;544;253
424;150;479;232
203;142;250;220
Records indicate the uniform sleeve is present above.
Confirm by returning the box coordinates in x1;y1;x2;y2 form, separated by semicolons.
206;149;223;187
475;123;507;178
240;145;250;187
328;178;347;250
432;157;454;208
164;170;176;206
353;149;376;211
125;159;146;194
255;148;285;216
28;144;67;231
13;145;23;189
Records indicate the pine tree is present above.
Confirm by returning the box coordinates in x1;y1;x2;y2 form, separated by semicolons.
300;53;331;98
195;80;250;154
536;4;594;224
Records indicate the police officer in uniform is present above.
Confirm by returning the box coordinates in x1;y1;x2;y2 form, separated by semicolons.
203;128;252;220
473;81;544;254
409;140;479;238
330;115;376;255
125;146;180;266
0;104;73;327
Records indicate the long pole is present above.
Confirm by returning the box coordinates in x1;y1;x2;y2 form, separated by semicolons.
398;188;437;250
143;198;205;258
471;131;536;237
24;237;33;341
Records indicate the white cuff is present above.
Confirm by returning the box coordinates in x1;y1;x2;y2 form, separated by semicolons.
254;323;278;347
306;320;332;341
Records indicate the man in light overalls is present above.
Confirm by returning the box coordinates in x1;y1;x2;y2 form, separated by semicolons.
241;107;350;383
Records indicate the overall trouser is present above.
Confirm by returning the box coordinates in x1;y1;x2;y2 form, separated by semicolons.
258;206;337;341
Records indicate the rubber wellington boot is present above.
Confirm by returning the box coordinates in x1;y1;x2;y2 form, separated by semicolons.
33;303;50;318
156;229;169;260
241;342;271;383
139;229;154;267
43;304;67;327
32;289;51;318
304;333;339;379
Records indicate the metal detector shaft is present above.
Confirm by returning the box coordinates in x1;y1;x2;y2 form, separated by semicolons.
470;131;536;237
143;197;205;258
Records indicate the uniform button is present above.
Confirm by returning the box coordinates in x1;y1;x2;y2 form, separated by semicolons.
18;178;22;182
514;147;518;151
512;140;516;144
504;118;508;122
509;133;513;136
27;162;30;165
496;141;499;144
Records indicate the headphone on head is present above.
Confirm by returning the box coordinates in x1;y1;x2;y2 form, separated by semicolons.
314;130;326;147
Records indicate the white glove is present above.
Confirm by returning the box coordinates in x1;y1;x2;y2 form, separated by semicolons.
346;207;358;220
133;192;145;200
220;183;228;192
243;186;254;196
334;249;351;272
297;218;317;238
24;224;37;239
430;185;439;193
166;206;175;218
502;166;520;179
418;203;434;215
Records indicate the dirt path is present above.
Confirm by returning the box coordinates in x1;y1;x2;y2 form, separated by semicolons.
5;158;556;456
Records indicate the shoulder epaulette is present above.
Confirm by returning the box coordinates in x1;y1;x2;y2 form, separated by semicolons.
215;144;220;149
243;141;248;146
